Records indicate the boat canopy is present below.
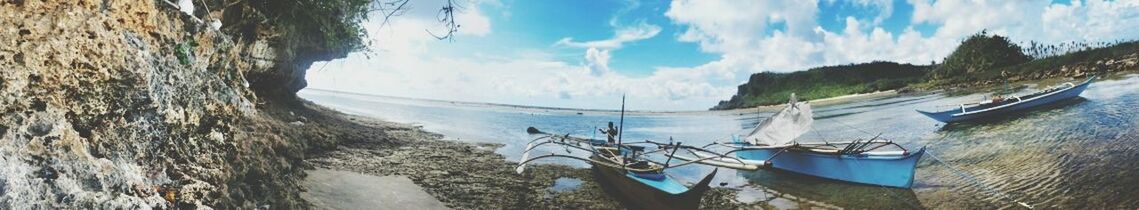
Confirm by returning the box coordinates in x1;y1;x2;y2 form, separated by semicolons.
745;93;813;146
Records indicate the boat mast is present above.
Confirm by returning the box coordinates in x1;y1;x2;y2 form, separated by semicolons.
618;95;625;146
619;95;627;170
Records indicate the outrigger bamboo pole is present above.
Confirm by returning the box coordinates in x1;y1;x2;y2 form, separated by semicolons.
664;141;681;167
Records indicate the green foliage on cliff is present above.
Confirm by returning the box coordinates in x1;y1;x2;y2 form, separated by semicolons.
929;31;1032;83
255;0;372;54
175;39;197;66
712;61;931;110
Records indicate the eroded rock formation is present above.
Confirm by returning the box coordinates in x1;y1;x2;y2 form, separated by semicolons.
0;0;342;208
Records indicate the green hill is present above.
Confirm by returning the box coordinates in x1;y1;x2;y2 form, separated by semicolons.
928;31;1031;84
711;61;931;110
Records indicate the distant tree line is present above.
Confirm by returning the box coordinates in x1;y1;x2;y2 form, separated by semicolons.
1022;39;1131;60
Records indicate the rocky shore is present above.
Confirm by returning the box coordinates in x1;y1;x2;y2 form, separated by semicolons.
2;0;367;208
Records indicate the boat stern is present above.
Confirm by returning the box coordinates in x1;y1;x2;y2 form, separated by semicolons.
916;109;956;123
898;146;927;188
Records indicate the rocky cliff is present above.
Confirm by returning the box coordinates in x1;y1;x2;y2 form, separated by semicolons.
1;0;349;208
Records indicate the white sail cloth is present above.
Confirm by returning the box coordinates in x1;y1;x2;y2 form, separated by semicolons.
745;94;813;146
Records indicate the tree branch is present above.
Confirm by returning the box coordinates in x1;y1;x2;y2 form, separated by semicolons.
425;0;460;41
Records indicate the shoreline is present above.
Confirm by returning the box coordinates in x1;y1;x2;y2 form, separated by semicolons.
740;90;902;112
300;88;900;116
303;88;742;115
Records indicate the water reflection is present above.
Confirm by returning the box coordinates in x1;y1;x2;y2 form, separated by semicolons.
550;177;583;193
737;170;922;209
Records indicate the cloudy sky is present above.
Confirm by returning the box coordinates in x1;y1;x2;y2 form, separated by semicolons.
304;0;1139;111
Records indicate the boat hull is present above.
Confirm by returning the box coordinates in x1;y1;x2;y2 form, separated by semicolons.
736;147;925;188
591;161;716;210
918;77;1093;123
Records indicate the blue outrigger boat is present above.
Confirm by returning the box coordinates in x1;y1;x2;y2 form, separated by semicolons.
917;76;1095;123
516;96;721;210
516;130;719;210
725;141;925;188
668;94;925;188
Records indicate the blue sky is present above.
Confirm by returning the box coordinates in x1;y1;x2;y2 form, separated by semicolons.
306;0;1139;111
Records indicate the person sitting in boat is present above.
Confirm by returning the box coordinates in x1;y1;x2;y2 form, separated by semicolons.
599;122;619;144
981;94;1006;105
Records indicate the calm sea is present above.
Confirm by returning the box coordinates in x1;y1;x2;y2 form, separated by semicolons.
299;74;1139;209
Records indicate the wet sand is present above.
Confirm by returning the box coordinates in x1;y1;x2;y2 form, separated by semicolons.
303;169;450;210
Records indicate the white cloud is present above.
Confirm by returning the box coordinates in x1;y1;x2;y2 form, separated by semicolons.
583;48;611;76
1041;0;1139;43
554;22;662;49
667;0;820;54
456;4;492;36
909;0;1050;40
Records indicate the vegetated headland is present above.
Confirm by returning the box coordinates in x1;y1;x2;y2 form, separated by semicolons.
711;31;1139;110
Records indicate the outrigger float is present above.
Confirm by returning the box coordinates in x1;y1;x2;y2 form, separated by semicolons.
917;76;1095;123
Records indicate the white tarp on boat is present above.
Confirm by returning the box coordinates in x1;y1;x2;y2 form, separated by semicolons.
745;94;813;146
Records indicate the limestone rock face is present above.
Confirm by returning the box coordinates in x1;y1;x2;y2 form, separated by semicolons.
0;1;309;209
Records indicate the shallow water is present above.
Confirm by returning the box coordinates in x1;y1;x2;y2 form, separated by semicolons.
550;177;584;193
300;74;1139;209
